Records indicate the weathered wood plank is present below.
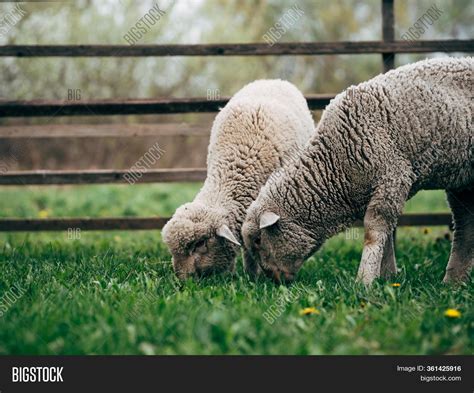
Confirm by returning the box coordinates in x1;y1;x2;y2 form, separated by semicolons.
0;123;211;138
0;213;452;231
0;40;472;57
0;169;207;185
397;213;452;227
0;97;228;117
0;217;169;231
0;95;333;117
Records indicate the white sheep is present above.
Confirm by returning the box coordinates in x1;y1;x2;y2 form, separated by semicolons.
242;57;473;285
162;80;314;279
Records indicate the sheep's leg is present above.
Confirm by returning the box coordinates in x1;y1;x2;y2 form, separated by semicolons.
357;211;390;285
380;229;397;278
357;175;411;285
443;187;474;283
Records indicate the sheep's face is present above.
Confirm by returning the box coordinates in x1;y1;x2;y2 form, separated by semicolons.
162;203;241;280
242;203;321;283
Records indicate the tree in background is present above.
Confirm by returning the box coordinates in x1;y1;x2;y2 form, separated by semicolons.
1;0;471;101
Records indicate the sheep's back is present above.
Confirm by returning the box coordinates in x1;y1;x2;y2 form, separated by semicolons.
321;57;473;190
196;80;315;219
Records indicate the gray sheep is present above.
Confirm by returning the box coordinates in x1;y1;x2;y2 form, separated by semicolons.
242;57;473;285
162;80;314;279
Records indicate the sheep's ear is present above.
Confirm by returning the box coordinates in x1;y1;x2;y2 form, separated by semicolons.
216;224;241;246
259;212;280;229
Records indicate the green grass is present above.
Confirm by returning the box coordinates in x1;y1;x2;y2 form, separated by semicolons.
0;185;472;355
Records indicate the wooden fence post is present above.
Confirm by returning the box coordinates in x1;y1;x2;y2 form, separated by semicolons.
382;0;395;72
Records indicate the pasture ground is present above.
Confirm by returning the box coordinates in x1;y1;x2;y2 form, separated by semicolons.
0;186;472;355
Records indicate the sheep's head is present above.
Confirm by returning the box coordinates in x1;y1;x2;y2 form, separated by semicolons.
162;202;241;280
242;198;322;283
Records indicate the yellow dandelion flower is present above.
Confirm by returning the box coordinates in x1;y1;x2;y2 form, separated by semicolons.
391;283;401;287
299;307;320;316
38;209;49;218
114;235;122;242
444;309;461;318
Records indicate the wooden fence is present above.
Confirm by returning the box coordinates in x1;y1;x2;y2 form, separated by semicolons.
0;0;472;232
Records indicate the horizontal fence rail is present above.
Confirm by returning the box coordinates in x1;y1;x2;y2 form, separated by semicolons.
0;213;453;231
0;122;211;138
0;169;207;185
0;218;169;231
0;40;472;57
0;95;333;117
